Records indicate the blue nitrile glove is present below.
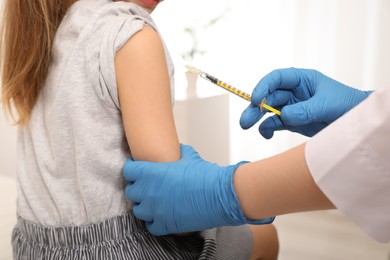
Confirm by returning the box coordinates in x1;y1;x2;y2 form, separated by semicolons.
240;68;372;138
123;144;274;236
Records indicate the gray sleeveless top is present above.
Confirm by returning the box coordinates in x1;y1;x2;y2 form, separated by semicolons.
16;0;175;226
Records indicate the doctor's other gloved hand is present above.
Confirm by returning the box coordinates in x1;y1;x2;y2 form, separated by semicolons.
123;144;274;236
240;68;372;138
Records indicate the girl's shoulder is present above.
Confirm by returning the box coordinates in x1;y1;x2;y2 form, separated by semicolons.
67;0;157;31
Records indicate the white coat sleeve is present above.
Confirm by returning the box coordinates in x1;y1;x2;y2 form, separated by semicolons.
306;87;390;243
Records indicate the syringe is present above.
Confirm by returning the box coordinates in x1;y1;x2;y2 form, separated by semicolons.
185;65;281;116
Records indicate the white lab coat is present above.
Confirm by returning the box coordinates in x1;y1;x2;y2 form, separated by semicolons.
306;87;390;243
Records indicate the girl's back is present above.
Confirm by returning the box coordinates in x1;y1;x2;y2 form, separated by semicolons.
16;0;149;227
2;0;255;259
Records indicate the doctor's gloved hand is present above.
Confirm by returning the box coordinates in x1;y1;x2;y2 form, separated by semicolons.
240;68;372;138
123;144;274;236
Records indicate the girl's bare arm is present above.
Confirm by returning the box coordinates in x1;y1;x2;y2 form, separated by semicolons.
115;25;180;163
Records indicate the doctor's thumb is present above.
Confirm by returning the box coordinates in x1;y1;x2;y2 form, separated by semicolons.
281;101;319;126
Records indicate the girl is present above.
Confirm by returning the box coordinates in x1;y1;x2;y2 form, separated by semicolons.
0;0;278;259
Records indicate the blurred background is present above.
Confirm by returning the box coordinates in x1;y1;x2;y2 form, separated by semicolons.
1;0;390;259
152;0;390;164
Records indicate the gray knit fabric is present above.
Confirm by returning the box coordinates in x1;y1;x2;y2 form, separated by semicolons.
16;0;161;227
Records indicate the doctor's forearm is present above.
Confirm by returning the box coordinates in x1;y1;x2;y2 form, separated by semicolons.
233;143;335;220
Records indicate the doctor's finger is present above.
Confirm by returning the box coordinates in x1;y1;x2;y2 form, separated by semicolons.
122;160;149;181
133;202;154;222
145;220;169;236
264;89;294;108
259;115;285;139
180;144;202;160
252;68;302;105
124;184;143;204
240;104;266;130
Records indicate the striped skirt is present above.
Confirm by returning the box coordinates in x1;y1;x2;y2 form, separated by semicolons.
12;212;252;260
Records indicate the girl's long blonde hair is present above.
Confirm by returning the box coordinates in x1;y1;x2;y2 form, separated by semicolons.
0;0;77;125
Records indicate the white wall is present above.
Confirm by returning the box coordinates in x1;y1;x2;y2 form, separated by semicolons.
0;0;17;178
152;0;390;163
0;109;16;177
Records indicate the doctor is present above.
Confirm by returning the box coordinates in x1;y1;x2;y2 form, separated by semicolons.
123;68;390;242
